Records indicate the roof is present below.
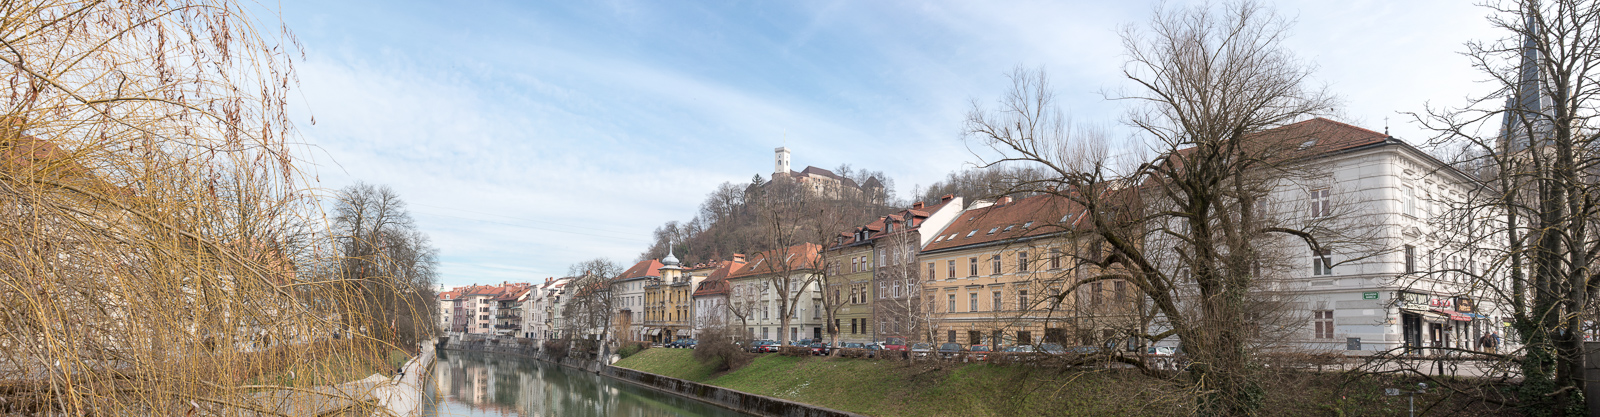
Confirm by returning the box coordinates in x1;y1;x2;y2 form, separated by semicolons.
692;257;749;297
920;193;1088;253
618;259;663;280
830;198;956;250
728;243;824;279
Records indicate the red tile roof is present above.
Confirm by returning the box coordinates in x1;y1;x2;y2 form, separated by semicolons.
921;194;1088;253
618;259;664;280
692;258;749;297
830;198;957;249
728;243;824;279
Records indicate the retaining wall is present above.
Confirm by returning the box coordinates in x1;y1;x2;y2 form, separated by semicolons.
443;340;863;417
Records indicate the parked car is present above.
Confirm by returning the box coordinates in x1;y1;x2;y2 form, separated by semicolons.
841;342;866;349
969;344;991;361
1002;345;1035;353
864;343;883;358
665;338;696;348
910;342;933;358
1064;345;1099;355
1146;346;1177;356
884;337;909;352
808;342;831;356
1039;343;1068;355
937;343;964;359
748;340;780;353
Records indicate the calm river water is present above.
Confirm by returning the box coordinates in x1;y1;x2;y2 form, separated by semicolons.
423;350;755;417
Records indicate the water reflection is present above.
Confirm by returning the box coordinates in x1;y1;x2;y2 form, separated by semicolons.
424;350;753;417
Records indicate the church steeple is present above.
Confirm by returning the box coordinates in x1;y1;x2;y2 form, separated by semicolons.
1501;7;1551;153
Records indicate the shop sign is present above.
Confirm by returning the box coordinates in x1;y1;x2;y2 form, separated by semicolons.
1429;297;1455;310
1400;291;1430;310
1362;292;1379;300
1456;297;1476;313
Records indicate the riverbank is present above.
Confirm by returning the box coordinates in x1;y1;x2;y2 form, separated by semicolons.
613;348;1516;416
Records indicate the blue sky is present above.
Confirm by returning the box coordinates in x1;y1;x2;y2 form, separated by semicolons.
276;1;1500;289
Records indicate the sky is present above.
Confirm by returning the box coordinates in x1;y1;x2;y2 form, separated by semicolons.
274;0;1504;289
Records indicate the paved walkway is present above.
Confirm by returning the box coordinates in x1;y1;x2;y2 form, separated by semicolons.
372;344;434;417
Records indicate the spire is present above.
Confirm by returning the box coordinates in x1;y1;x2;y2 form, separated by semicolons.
1501;6;1551;153
661;243;681;268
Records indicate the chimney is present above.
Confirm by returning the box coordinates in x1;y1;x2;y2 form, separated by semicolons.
997;196;1013;205
912;201;925;209
941;194;954;202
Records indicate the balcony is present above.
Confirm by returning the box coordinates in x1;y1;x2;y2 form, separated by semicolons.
495;313;522;320
494;323;520;330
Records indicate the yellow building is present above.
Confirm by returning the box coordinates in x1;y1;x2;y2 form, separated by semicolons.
917;194;1138;349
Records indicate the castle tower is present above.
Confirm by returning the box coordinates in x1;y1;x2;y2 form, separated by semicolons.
775;147;791;177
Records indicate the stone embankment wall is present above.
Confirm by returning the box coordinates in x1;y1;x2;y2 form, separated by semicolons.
443;339;862;417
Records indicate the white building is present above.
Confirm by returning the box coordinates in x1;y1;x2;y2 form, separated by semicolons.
612;259;660;342
725;243;827;343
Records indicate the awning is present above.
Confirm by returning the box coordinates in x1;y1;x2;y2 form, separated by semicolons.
1404;309;1449;323
1432;309;1473;322
648;329;661;336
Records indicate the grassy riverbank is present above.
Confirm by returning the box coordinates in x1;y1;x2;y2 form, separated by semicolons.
613;348;1514;416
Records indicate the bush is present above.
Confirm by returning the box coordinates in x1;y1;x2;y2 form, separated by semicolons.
779;345;811;357
541;339;570;358
617;341;650;359
693;327;752;372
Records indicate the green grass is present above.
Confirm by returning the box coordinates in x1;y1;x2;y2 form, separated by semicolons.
614;349;1517;417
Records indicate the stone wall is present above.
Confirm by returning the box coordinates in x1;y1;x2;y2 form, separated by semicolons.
442;339;863;417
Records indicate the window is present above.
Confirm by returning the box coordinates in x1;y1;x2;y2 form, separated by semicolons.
993;291;1003;311
969;293;979;312
762;302;770;319
877;249;885;266
480;315;488;320
928;262;937;280
1404;245;1416;274
1091;282;1103;306
1309;188;1332;218
948;330;957;343
1313;249;1333;276
1404;185;1417;217
893;281;902;298
1114;281;1127;303
849;287;857;304
1313;310;1334;339
947;260;956;280
987;227;999;235
1019;290;1029;310
852;258;858;273
880;282;887;299
1050;248;1062;270
969;258;979;277
991;255;1002;275
947;294;956;313
851;319;857;334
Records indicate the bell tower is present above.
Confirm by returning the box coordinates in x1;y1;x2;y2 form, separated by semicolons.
774;147;791;177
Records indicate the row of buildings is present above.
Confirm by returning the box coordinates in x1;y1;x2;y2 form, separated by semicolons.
440;121;1503;355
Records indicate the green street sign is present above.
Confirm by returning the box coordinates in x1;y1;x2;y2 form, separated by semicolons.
1363;292;1379;300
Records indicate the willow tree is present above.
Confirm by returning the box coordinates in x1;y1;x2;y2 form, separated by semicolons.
0;1;410;415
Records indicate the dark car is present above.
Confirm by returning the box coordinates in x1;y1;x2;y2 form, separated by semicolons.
864;343;883;358
841;342;866;349
937;342;964;359
1039;343;1068;355
884;336;909;352
808;342;831;356
748;340;780;353
669;338;697;349
969;344;991;361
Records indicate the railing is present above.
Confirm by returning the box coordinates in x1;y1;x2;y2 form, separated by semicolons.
494;323;520;330
495;313;522;320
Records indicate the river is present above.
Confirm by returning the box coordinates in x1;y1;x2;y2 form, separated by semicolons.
423;350;755;417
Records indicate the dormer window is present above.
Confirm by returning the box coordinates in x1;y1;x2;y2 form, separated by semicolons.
966;230;977;238
1003;225;1014;232
1299;138;1317;150
987;227;999;235
1023;221;1034;228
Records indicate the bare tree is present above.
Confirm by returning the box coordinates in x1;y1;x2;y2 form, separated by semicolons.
330;182;441;348
965;2;1355;413
561;258;623;353
1412;0;1600;412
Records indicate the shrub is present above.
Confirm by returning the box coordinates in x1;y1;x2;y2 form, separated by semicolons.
542;339;570;358
617;341;650;359
693;327;752;372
